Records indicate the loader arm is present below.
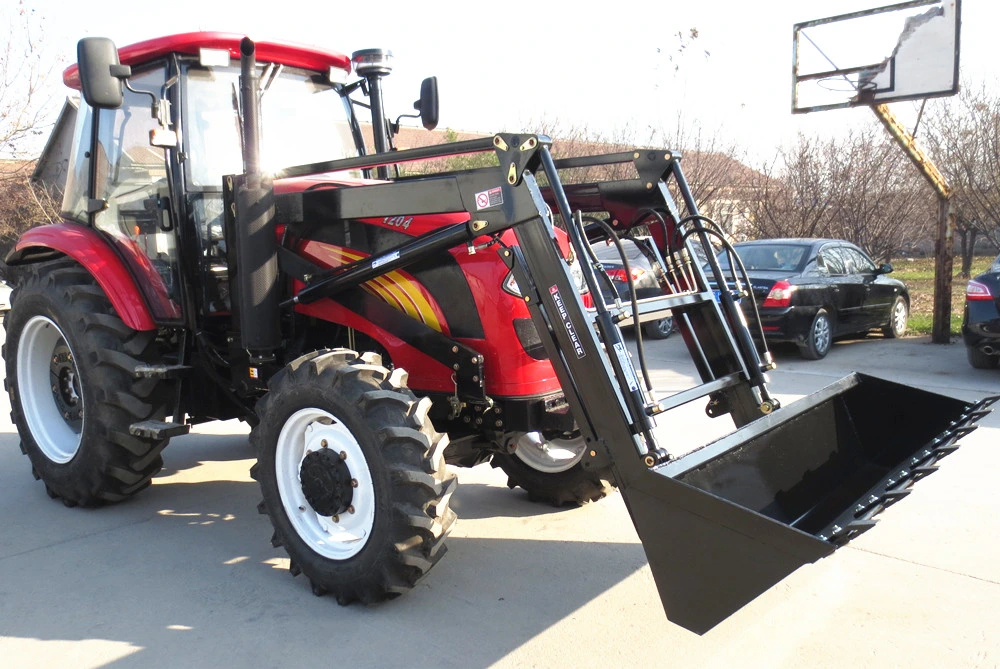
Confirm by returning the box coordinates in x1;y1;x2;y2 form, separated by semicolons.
265;133;996;633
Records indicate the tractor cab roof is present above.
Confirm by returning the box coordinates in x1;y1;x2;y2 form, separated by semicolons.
63;32;352;89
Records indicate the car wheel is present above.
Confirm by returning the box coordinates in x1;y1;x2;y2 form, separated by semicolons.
967;346;999;370
882;296;908;338
642;316;675;340
799;309;832;360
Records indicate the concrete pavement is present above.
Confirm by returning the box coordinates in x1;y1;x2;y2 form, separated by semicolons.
0;332;997;668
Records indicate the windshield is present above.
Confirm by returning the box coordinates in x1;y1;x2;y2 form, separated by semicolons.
183;64;359;188
717;244;808;272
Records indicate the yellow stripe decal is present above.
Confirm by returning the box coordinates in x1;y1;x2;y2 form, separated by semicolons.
324;246;443;332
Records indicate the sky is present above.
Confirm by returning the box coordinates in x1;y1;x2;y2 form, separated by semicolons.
5;0;998;165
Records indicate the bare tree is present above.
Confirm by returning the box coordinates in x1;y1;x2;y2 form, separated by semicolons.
0;4;58;266
743;135;839;240
743;126;933;262
827;125;932;262
1;3;52;160
925;82;1000;275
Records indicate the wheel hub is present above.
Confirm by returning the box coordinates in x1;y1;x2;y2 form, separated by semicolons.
299;448;355;517
510;431;586;473
50;342;83;428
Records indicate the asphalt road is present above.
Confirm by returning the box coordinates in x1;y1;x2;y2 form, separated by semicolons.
1;331;998;669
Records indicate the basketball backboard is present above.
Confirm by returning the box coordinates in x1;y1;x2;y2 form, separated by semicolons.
792;0;961;113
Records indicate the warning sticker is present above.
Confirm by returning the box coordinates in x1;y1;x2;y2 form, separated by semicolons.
474;187;504;211
549;285;586;359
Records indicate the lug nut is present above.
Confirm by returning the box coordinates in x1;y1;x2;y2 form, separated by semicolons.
351;479;359;488
332;515;339;523
347;505;355;514
298;505;306;512
340;451;347;460
321;439;328;448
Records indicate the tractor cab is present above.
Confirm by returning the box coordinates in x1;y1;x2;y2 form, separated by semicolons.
57;33;435;326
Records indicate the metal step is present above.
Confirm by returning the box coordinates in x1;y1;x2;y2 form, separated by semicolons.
587;290;713;326
133;364;193;380
129;420;190;440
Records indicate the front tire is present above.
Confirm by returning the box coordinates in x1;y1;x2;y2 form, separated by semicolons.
799;309;832;360
3;258;173;506
882;296;908;338
491;431;616;506
251;349;456;603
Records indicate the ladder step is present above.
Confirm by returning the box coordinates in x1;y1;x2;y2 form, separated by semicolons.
653;373;743;414
129;420;190;440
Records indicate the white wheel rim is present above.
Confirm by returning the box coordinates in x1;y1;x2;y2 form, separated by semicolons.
275;408;376;560
893;301;907;333
512;432;586;473
17;315;83;463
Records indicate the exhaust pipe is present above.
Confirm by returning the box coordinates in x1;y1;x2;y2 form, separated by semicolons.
227;37;280;359
983;345;996;355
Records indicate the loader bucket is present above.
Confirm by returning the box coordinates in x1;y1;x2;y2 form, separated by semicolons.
622;373;997;634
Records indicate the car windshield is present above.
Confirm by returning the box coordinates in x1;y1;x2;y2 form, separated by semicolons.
717;244;808;272
183;64;359;188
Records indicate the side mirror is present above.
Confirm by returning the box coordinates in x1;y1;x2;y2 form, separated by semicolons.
877;262;894;275
415;76;439;130
77;37;130;109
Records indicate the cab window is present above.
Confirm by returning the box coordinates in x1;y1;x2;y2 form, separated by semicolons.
92;65;181;321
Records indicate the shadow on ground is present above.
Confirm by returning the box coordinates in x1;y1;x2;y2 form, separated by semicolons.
0;430;648;668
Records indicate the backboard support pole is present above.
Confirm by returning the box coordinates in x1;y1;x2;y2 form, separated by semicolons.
870;103;953;343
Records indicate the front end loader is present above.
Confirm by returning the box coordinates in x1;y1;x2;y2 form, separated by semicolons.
3;34;995;634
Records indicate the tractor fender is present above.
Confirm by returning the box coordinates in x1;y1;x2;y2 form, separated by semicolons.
6;223;157;331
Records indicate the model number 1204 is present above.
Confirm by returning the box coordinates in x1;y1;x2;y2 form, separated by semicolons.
383;216;413;230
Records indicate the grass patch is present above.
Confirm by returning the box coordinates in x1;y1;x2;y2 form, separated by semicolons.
893;256;993;336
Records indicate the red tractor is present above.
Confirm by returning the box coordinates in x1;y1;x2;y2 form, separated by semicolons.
3;33;994;633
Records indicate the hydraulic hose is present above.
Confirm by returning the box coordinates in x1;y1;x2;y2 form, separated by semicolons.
580;215;654;395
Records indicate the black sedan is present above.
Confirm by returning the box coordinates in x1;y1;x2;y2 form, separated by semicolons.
962;252;1000;369
717;238;910;359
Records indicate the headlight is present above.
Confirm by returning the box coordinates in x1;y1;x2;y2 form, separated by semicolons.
503;271;523;297
569;257;589;294
502;259;589;298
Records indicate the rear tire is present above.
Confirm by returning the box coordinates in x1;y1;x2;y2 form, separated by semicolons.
967;346;998;370
3;258;172;506
799;309;832;360
491;431;616;506
251;349;456;603
882;296;908;338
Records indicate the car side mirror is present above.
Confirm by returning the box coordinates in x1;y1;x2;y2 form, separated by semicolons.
415;76;439;130
77;37;131;109
877;262;894;275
